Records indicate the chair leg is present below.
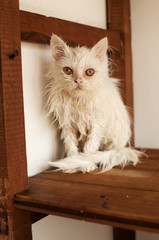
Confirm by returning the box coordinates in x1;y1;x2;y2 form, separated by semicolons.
113;227;135;240
0;207;32;240
0;0;32;238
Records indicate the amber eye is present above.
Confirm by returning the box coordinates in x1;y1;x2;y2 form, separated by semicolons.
85;68;95;76
63;67;73;75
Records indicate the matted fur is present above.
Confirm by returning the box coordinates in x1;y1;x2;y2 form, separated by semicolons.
46;34;142;173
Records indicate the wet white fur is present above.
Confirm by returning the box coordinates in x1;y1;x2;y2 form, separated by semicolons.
46;34;142;173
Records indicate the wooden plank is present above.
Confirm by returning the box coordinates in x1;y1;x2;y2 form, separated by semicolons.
20;10;120;49
144;148;159;159
0;0;32;239
106;9;137;239
107;0;134;145
14;176;159;233
32;162;159;192
14;158;159;233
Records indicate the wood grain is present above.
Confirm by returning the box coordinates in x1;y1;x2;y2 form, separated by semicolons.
1;1;159;239
20;10;120;48
14;157;159;233
144;148;159;159
0;0;32;239
106;2;136;238
107;0;134;146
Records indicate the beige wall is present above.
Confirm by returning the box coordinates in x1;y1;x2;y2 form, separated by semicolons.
131;0;159;238
131;0;159;148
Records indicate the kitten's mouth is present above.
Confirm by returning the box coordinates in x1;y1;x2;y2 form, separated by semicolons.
75;85;82;90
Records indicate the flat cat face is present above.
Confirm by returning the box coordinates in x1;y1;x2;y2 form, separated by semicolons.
50;34;108;96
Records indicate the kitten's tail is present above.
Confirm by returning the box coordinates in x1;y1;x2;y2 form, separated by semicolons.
48;147;145;173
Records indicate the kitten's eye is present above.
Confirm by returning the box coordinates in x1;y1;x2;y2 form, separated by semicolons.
85;68;95;76
63;67;73;75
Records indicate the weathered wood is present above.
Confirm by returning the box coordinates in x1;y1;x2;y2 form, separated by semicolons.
107;2;135;239
0;0;32;239
20;10;120;48
144;148;159;160
14;157;159;233
1;1;159;239
24;161;159;191
107;0;134;143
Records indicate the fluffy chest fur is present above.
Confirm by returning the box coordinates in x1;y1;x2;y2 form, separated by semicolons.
53;91;99;136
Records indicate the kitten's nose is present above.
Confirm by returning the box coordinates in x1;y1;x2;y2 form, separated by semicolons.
74;77;83;84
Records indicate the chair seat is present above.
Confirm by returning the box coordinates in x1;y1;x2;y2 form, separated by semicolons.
14;157;159;233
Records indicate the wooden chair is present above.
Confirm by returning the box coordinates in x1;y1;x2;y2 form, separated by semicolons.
1;0;159;239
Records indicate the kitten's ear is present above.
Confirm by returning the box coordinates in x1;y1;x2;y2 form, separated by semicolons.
50;34;69;60
90;37;108;61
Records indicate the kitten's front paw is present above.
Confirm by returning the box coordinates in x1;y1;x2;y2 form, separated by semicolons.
64;141;78;157
83;142;98;154
66;148;78;157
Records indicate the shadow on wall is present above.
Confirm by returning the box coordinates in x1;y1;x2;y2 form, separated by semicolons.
21;41;64;177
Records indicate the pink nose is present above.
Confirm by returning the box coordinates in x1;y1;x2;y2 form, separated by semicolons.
74;77;83;84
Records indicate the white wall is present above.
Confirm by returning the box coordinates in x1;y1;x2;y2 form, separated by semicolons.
131;0;159;239
20;0;159;239
131;0;159;148
21;42;57;177
32;215;112;240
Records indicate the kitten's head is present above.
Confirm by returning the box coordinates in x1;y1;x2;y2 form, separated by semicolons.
50;34;109;96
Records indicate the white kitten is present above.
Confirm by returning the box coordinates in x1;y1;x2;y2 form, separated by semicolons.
46;34;142;173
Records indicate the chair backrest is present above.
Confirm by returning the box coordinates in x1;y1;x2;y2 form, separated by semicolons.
0;0;136;239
